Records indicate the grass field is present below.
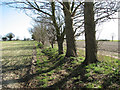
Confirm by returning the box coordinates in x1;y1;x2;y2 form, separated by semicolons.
1;41;120;88
2;41;34;88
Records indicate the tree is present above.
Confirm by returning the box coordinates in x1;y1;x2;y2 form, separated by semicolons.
32;23;48;45
60;1;83;57
83;0;98;65
46;25;56;48
6;33;15;41
3;0;82;56
2;37;7;41
32;34;35;40
34;12;65;54
63;1;77;57
29;28;36;41
3;0;119;57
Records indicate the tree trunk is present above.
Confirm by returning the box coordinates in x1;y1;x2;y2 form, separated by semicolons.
9;38;12;41
83;1;98;65
63;2;77;57
51;42;54;48
57;36;64;54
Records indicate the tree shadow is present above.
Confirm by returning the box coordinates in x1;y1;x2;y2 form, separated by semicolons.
2;51;70;87
102;73;120;88
2;64;31;73
2;54;32;73
2;55;32;59
47;63;88;88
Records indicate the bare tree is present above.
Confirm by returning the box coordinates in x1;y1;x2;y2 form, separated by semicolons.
83;0;98;65
3;0;84;56
82;0;119;64
3;0;65;54
46;25;56;48
2;0;120;58
31;23;48;45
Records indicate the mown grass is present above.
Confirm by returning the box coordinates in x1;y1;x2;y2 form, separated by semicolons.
35;42;119;88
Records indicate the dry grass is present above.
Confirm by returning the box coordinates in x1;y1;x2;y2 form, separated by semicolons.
2;41;34;88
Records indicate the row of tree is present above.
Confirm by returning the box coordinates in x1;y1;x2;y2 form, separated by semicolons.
29;22;56;48
4;0;120;64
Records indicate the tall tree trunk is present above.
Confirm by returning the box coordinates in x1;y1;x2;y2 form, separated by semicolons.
83;1;98;65
63;2;77;57
51;2;64;55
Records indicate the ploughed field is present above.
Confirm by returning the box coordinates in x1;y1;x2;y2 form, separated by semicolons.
76;41;119;53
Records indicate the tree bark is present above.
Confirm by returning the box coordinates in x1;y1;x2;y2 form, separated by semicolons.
57;36;64;54
83;1;98;65
51;2;64;55
63;2;77;57
51;43;54;48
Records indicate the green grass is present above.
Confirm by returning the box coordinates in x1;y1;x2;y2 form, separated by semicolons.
35;42;119;88
110;40;120;42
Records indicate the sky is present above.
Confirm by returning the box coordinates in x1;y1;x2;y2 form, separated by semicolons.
0;4;119;40
0;5;32;40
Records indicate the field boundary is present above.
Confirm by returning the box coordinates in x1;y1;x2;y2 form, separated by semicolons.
23;45;37;87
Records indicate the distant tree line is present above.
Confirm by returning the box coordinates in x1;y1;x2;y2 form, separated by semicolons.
1;33;31;41
2;33;15;41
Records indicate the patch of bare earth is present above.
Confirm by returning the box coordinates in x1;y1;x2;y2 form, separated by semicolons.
76;41;119;59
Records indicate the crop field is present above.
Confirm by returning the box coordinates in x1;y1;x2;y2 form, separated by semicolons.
76;41;119;53
1;41;34;88
76;41;119;59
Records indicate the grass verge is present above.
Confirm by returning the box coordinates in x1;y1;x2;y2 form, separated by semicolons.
35;42;119;88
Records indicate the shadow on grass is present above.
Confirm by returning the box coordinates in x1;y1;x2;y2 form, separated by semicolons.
2;54;32;73
2;55;32;59
48;63;88;88
102;73;120;88
2;64;31;73
2;49;69;86
4;46;119;88
2;47;88;88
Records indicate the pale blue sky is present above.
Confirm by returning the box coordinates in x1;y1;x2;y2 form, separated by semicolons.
0;5;32;40
0;4;119;40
